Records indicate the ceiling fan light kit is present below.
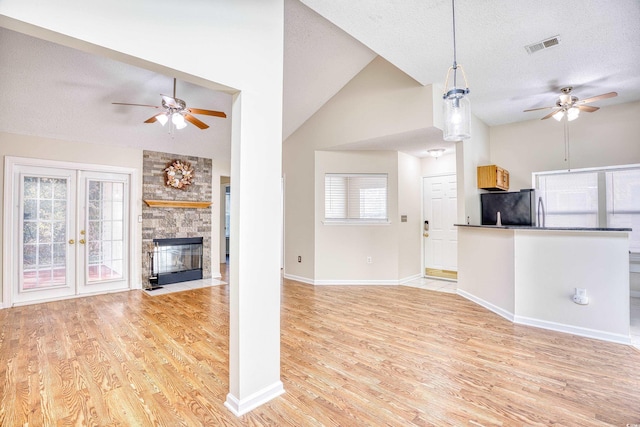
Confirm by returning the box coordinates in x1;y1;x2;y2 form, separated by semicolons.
523;87;618;169
524;86;617;122
442;0;471;142
112;78;227;131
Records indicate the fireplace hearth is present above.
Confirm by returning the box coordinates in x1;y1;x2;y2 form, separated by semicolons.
149;237;203;287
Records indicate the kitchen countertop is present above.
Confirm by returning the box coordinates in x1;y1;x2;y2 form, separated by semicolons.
454;224;632;232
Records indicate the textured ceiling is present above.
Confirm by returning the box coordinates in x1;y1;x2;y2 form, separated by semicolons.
1;0;639;160
300;0;640;126
0;26;233;161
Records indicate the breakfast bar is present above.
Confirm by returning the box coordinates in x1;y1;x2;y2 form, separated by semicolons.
456;225;631;344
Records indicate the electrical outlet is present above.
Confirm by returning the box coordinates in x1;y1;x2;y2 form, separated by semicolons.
366;256;372;264
297;256;302;263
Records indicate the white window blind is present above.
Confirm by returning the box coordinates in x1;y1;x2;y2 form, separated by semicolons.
537;172;598;227
535;165;640;253
606;169;640;252
325;174;388;223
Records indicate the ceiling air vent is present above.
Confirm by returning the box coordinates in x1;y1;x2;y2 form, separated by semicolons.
525;35;561;54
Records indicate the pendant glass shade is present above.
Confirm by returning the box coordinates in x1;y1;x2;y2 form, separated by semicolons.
441;0;470;142
443;88;471;141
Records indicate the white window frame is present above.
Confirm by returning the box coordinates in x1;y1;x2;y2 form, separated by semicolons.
323;173;389;225
533;163;640;256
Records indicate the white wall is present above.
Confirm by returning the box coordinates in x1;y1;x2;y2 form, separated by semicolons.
514;230;630;342
457;114;491;225
315;151;398;282
421;151;456;177
313;150;422;283
457;227;516;316
283;56;434;283
490;101;640;190
397;152;422;281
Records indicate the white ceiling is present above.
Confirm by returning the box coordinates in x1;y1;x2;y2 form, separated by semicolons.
1;0;639;160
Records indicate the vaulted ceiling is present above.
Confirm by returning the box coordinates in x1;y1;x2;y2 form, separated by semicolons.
1;0;639;160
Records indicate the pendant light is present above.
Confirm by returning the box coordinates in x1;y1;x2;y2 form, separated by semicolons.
442;0;470;141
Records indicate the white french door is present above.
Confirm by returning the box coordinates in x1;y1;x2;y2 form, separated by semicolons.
78;171;129;294
10;163;130;305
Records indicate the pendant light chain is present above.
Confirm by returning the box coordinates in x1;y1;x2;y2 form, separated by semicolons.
564;118;571;171
451;0;457;88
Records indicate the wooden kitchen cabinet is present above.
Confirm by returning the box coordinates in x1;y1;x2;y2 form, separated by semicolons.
477;165;509;191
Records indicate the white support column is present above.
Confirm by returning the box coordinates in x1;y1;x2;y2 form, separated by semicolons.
225;89;284;416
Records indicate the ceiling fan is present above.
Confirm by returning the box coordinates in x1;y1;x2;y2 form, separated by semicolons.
112;78;226;130
523;86;617;121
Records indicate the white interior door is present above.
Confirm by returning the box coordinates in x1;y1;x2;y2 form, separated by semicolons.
423;175;458;274
11;164;130;305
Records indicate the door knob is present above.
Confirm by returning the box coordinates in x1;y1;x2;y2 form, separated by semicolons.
69;239;75;244
79;239;86;245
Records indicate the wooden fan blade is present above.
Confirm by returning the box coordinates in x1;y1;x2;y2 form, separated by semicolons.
112;102;160;109
541;109;562;120
161;95;179;108
188;108;227;118
578;92;617;104
578;105;599;113
184;113;209;129
523;106;555;112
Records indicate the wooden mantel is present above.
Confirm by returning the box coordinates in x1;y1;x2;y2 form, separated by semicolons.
144;200;212;209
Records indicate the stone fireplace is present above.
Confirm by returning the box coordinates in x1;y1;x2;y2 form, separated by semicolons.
142;150;212;287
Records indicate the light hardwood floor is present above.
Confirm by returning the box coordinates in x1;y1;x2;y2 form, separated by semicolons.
1;269;640;426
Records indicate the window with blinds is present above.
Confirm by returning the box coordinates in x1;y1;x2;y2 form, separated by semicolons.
537;171;599;228
535;165;640;253
324;174;388;223
606;169;640;253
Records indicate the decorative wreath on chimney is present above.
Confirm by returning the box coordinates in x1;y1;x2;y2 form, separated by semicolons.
164;160;194;190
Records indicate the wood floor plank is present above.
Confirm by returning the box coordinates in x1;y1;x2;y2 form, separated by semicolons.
1;274;640;426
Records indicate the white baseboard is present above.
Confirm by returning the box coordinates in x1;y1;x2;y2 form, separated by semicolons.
514;315;632;345
456;289;515;322
313;279;399;286
398;274;423;284
631;290;640;298
224;381;285;416
283;273;422;286
282;273;315;285
456;289;632;345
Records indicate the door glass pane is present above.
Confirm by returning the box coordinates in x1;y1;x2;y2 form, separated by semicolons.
87;180;125;283
22;176;67;290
